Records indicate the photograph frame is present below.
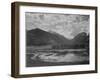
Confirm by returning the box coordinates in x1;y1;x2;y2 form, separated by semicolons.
11;2;98;78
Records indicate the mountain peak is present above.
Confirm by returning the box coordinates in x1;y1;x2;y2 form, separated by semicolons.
30;28;43;31
28;28;47;34
34;28;42;30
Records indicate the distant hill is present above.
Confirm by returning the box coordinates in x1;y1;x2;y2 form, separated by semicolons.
26;28;89;48
71;32;89;45
26;28;70;46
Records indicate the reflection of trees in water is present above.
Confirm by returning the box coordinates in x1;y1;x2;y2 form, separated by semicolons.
30;50;89;63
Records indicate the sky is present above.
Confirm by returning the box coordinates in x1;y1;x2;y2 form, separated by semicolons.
25;12;89;39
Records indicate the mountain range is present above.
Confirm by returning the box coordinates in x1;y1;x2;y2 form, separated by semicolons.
26;28;89;47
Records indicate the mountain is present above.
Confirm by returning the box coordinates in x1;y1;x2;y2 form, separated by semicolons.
67;32;89;49
26;28;89;48
26;28;70;46
71;32;89;45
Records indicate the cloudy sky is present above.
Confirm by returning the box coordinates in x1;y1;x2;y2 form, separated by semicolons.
25;12;89;39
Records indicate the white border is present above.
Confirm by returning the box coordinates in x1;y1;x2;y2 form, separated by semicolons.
19;6;95;74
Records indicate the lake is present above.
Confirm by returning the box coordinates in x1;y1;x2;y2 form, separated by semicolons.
26;49;89;67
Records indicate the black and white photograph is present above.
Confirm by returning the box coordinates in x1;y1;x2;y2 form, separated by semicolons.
26;12;90;67
11;2;97;78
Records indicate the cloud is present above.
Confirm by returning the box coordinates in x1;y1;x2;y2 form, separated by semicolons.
25;12;89;39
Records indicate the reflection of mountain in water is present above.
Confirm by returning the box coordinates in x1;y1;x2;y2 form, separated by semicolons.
26;28;89;48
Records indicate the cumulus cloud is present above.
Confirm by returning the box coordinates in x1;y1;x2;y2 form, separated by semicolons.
25;12;89;39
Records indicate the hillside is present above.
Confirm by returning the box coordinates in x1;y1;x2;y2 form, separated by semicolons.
26;28;89;48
